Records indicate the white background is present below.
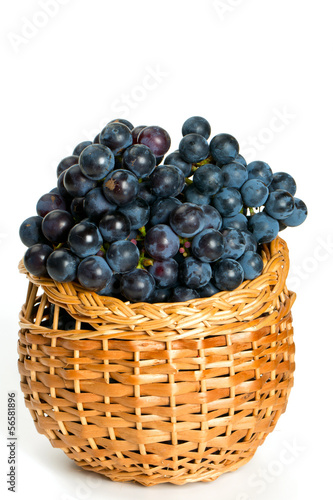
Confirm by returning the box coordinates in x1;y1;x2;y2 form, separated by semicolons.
1;1;332;499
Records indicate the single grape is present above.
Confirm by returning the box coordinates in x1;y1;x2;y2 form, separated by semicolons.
248;212;279;244
138;126;171;156
49;187;60;195
106;240;140;273
269;172;297;195
100;122;133;154
84;187;117;222
214;259;244;291
97;274;121;297
42;210;74;243
172;286;199;302
103;169;139;206
201;205;223;230
265;189;295;219
180;257;212;289
57;170;69;198
147;259;179;288
64;165;97;197
119;198;150;229
182;116;211;139
111;118;134;130
150;165;185;198
235;154;247;167
24;243;52;277
221;229;246;259
213;187;243;217
138;180;157;205
132;125;146;144
56;155;79;178
46;249;80;282
164;151;192;177
145;224;180;260
210;133;239;165
19;216;47;247
247;161;273;186
36;193;67;217
198;281;220;298
77;256;113;292
192;229;224;263
185;184;212;205
193;164;223;196
73;141;92;156
123;144;156;179
222;213;248;231
283;198;308;227
148;287;171;303
241;230;258;252
241;179;269;207
170;203;205;238
238;251;264;280
150;197;182;226
99;213;131;243
79;143;115;181
120;269;155;302
220;162;248;188
68;220;103;257
179;133;209;163
70;197;86;221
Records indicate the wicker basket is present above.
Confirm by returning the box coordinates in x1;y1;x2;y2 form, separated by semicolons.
18;237;295;486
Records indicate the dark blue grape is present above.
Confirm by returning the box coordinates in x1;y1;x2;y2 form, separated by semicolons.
269;172;297;195
164;151;192;177
213;187;243;217
42;210;74;243
193;164;223;196
84;187;117;222
172;286;199;302
111;118;134;130
241;230;257;252
97;274;121;297
221;229;246;259
46;249;80;282
57;170;69;198
49;187;60;195
73;141;92;156
93;134;100;144
201;205;223;230
198;281;220;298
222;213;248;231
77;256;113;292
132;125;147;144
19;216;47;247
238;251;264;280
192;229;224;263
99;213;131;243
79;144;115;181
147;259;178;288
70;197;86;221
265;190;295;219
180;257;212;289
145;224;180;260
247;161;273;187
24;243;52;277
179;133;209;163
118;198;150;229
37;192;67;217
138;180;157;205
103;169;139;206
57;155;79;178
283;198;308;227
150;197;182;226
185;184;212;205
241;179;269;207
220;162;248;188
106;240;140;273
64;165;97;197
210;133;239;165
100;122;133;154
170;203;205;238
235;154;247;167
150;165;185;198
248;212;279;244
148;287;171;303
138;126;171;156
123;144;156;179
68;220;103;258
214;259;244;291
182;116;211;139
120;269;155;302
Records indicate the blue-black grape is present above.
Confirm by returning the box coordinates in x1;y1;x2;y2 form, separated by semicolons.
100;122;133;154
180;257;212;289
147;259;179;288
42;210;74;243
283;198;308;227
193;164;223;196
132;125;147;144
77;256;113;292
120;269;155;302
241;179;269;207
198;281;220;298
201;205;223;230
220;162;248;188
145;224;180;260
241;230;258;252
265;190;295;219
37;192;67;217
235;154;247;167
106;240;140;273
182;116;211;139
57;170;69;198
119;198;150;229
93;134;100;144
64;165;97;197
138;180;157;205
192;229;224;263
221;228;246;259
269;172;297;195
179;133;209;163
184;184;212;205
150;197;182;226
24;243;52;277
103;169;139;206
79;144;115;181
111;118;134;130
238;251;264;280
70;197;86;221
97;274;121;297
170;203;205;238
172;286;199;302
73;141;92;156
99;213;131;243
210;133;239;165
247;161;273;187
68;220;103;257
56;155;79;178
164;151;192;177
46;249;80;282
222;213;248;231
248;212;279;244
84;187;117;222
148;287;172;303
138;126;171;156
214;259;244;291
19;216;47;247
150;165;185;198
213;187;243;217
123;144;156;179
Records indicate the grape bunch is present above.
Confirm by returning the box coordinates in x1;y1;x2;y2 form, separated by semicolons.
20;116;308;303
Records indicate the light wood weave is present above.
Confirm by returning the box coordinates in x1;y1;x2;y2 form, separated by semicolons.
17;237;296;485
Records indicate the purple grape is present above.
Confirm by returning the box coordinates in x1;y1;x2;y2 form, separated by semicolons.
37;193;67;217
145;224;180;260
42;210;74;243
138;126;171;156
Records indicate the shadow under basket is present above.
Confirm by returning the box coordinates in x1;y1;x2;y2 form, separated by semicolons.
18;237;296;486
